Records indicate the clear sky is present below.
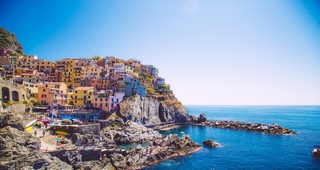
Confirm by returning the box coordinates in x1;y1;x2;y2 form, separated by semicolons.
1;0;320;105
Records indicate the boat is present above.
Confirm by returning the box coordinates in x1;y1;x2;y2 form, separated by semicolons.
55;131;68;136
25;126;33;132
312;145;320;158
25;120;37;128
39;118;50;123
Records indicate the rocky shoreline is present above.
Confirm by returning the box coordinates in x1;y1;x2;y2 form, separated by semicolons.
188;114;296;135
0;110;296;169
0;113;201;169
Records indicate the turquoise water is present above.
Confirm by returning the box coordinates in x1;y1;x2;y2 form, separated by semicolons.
145;105;320;170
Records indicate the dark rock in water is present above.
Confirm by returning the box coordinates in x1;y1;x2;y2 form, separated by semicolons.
0;114;24;131
123;134;201;168
203;139;219;147
189;115;198;123
198;113;207;123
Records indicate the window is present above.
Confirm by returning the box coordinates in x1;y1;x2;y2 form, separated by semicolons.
95;103;97;106
105;103;108;106
43;89;46;92
100;103;102;106
84;91;87;94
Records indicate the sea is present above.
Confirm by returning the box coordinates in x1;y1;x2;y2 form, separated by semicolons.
144;105;320;170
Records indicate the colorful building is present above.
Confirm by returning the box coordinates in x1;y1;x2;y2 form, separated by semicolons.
71;87;95;107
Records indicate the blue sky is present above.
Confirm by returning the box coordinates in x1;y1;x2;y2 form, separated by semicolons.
1;0;320;105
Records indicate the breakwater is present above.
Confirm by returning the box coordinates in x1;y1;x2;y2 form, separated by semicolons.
186;114;295;135
205;120;295;134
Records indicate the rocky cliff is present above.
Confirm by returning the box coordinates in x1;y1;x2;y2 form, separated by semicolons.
118;94;188;125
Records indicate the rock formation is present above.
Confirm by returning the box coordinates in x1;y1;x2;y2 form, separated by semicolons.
203;139;219;147
100;120;162;144
0;114;72;169
198;113;207;123
119;94;188;125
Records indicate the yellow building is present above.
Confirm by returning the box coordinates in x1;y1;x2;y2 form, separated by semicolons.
72;87;95;107
62;59;76;88
73;66;82;88
125;65;134;74
38;59;55;74
21;82;39;103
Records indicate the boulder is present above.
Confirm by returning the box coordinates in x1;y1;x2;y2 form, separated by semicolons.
203;139;219;147
189;115;198;123
0;114;24;131
198;113;207;123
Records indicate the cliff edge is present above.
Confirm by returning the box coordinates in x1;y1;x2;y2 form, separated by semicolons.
118;92;188;125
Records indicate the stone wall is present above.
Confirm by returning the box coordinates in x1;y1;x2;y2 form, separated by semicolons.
0;78;28;102
6;104;26;114
53;124;101;135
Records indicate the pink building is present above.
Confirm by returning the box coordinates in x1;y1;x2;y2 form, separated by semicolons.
92;90;125;112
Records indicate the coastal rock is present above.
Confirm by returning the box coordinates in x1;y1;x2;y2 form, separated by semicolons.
101;120;162;144
159;101;188;123
72;133;100;146
0;125;72;170
119;95;161;125
203;139;219;147
61;150;82;165
110;153;127;169
118;94;188;125
207;120;296;135
73;160;114;170
0;114;24;131
124;134;201;167
198;113;207;123
189;115;198;123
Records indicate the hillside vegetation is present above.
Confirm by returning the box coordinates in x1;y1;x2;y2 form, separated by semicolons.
0;27;24;56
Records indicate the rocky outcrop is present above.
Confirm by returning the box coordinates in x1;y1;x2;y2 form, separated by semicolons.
0;114;24;131
73;160;114;170
117;134;200;168
159;101;188;123
0;125;72;169
203;139;219;147
119;95;161;125
72;133;101;146
119;95;188;125
205;119;296;135
101;121;162;144
198;113;207;123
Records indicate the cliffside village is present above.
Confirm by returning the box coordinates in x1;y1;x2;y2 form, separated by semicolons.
0;49;167;113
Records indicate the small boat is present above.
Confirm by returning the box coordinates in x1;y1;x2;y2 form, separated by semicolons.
39;118;50;123
25;126;33;132
25;120;37;128
312;145;320;158
55;131;68;136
